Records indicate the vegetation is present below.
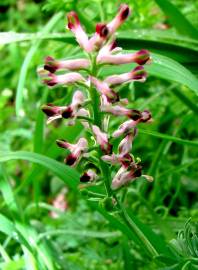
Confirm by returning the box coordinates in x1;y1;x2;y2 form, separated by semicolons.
0;0;198;269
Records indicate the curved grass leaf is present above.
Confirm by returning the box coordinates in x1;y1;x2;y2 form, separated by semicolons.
1;31;198;64
154;0;198;39
138;129;198;147
0;151;79;190
15;12;63;116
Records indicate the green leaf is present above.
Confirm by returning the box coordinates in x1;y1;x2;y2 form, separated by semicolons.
154;0;198;39
0;214;15;236
0;151;79;190
0;165;19;214
138;129;198;147
15;12;63;116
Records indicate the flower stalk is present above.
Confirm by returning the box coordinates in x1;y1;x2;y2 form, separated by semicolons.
38;3;155;258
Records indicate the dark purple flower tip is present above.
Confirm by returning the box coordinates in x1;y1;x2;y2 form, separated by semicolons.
119;4;130;21
134;49;150;65
65;154;77;166
80;172;90;183
41;104;60;117
43;79;57;87
96;23;109;38
56;139;68;149
128;109;142;120
102;143;113;155
121;153;133;168
44;56;58;73
107;91;119;104
110;40;117;51
133;165;142;178
132;66;147;80
61;107;73;119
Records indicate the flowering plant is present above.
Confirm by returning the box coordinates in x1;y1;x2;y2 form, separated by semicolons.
38;4;153;216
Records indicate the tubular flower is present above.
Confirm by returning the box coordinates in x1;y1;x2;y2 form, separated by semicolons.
44;56;90;73
42;90;85;124
107;4;130;36
97;48;150;65
56;138;88;166
41;104;66;124
92;125;112;154
38;3;153;195
101;103;143;120
41;72;85;87
105;66;147;86
111;163;142;190
67;11;90;51
113;110;152;137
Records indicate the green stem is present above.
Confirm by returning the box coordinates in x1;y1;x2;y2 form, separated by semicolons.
89;55;112;197
115;195;159;258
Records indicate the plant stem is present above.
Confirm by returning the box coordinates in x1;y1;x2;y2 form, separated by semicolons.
114;195;159;258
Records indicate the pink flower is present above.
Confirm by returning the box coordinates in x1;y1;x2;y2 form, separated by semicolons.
41;104;66;124
118;132;135;156
101;102;142;120
105;66;147;86
97;49;150;65
90;76;119;103
44;56;90;73
112;110;151;137
111;163;142;190
41;72;85;87
42;91;85;124
56;137;88;166
107;4;130;36
50;188;68;218
92;125;112;154
80;169;98;182
62;90;84;118
67;11;90;52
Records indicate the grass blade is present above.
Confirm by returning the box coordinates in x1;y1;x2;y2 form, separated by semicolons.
15;12;63;116
0;151;79;189
138;129;198;147
154;0;198;39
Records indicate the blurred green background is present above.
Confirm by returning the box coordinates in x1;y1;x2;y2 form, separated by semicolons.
0;0;198;269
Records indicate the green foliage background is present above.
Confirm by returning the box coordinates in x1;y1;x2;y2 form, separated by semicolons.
0;0;198;269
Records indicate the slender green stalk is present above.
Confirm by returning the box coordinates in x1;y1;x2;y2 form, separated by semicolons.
115;195;159;258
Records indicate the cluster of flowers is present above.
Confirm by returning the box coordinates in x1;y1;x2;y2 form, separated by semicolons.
38;4;153;191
